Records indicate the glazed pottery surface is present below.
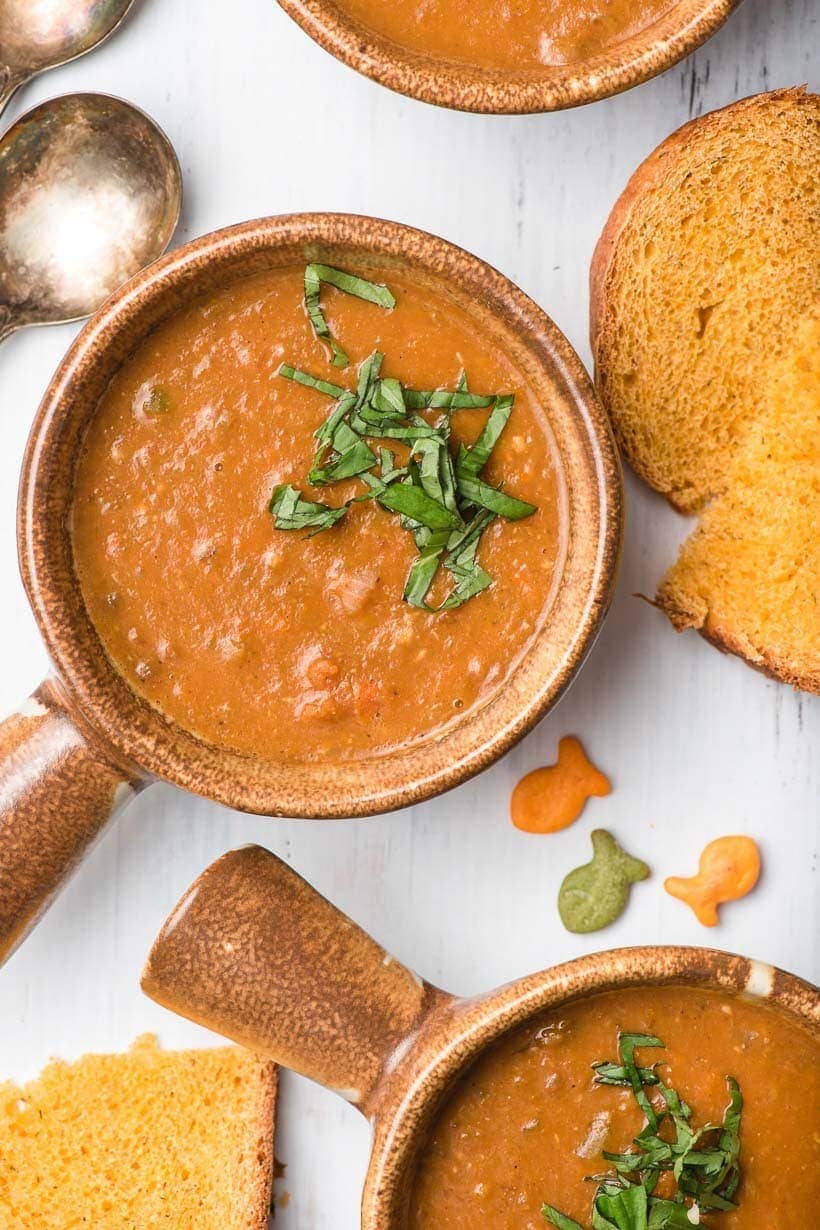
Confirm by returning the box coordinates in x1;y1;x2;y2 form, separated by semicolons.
142;845;820;1228
0;213;621;966
276;0;743;113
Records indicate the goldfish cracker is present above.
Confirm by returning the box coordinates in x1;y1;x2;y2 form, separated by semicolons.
664;836;761;926
558;829;650;933
511;736;610;834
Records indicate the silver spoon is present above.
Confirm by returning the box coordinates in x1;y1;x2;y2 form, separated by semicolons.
0;93;181;345
0;0;136;116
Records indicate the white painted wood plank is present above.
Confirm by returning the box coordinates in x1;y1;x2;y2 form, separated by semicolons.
0;1;817;1226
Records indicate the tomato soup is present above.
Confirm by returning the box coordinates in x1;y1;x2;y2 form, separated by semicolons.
410;986;820;1228
338;0;677;72
71;266;564;763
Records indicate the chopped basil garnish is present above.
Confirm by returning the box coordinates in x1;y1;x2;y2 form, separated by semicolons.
270;265;538;610
304;264;396;369
542;1032;744;1230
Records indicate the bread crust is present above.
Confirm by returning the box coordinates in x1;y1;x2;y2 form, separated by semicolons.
654;589;820;694
248;1061;279;1229
589;85;814;511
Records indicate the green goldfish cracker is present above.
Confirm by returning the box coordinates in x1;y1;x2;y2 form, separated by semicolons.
558;830;649;933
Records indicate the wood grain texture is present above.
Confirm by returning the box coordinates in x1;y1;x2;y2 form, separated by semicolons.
0;1;817;1226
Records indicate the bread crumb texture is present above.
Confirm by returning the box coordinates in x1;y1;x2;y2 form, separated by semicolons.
659;313;819;690
593;88;819;690
0;1035;276;1230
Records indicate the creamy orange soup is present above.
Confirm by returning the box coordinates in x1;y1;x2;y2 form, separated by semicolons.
72;266;564;762
410;986;820;1228
339;0;677;71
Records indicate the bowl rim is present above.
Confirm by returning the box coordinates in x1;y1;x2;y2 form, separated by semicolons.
364;943;820;1223
276;0;744;114
19;212;622;817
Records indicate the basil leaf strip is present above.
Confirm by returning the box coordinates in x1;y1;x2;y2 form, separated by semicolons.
415;438;461;517
268;484;347;534
457;393;514;478
309;264;396;309
542;1207;585;1230
593;1182;648;1230
372;377;406;417
368;418;447;443
279;364;347;399
593;1063;661;1088
304;265;396;369
456;475;536;520
403;528;450;608
440;557;492;609
646;1201;699;1228
404;511;496;611
618;1034;665;1132
438;511;494;610
314;392;357;452
355;351;384;407
378;483;462;531
404;387;496;410
309;420;377;485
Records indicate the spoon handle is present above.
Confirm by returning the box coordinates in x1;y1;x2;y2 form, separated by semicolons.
0;66;25;119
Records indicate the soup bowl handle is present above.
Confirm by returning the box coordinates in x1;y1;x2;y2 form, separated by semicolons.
0;678;144;966
142;844;447;1114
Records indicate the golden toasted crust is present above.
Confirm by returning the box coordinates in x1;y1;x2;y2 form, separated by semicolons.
655;592;820;694
590;88;820;691
251;1059;279;1229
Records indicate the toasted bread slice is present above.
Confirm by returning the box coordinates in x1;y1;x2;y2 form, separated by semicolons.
591;88;820;690
0;1035;277;1230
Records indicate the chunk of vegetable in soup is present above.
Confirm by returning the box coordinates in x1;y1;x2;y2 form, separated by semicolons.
72;267;563;762
337;0;677;72
409;986;820;1229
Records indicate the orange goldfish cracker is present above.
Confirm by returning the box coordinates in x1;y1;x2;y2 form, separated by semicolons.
664;835;761;926
511;736;611;834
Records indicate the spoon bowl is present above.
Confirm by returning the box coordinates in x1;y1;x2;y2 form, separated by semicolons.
0;92;181;343
0;0;135;114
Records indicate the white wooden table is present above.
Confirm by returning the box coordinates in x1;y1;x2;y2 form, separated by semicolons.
1;1;817;1225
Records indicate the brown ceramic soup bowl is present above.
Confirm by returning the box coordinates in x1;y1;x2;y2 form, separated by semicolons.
143;845;820;1226
0;213;621;965
278;0;743;113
